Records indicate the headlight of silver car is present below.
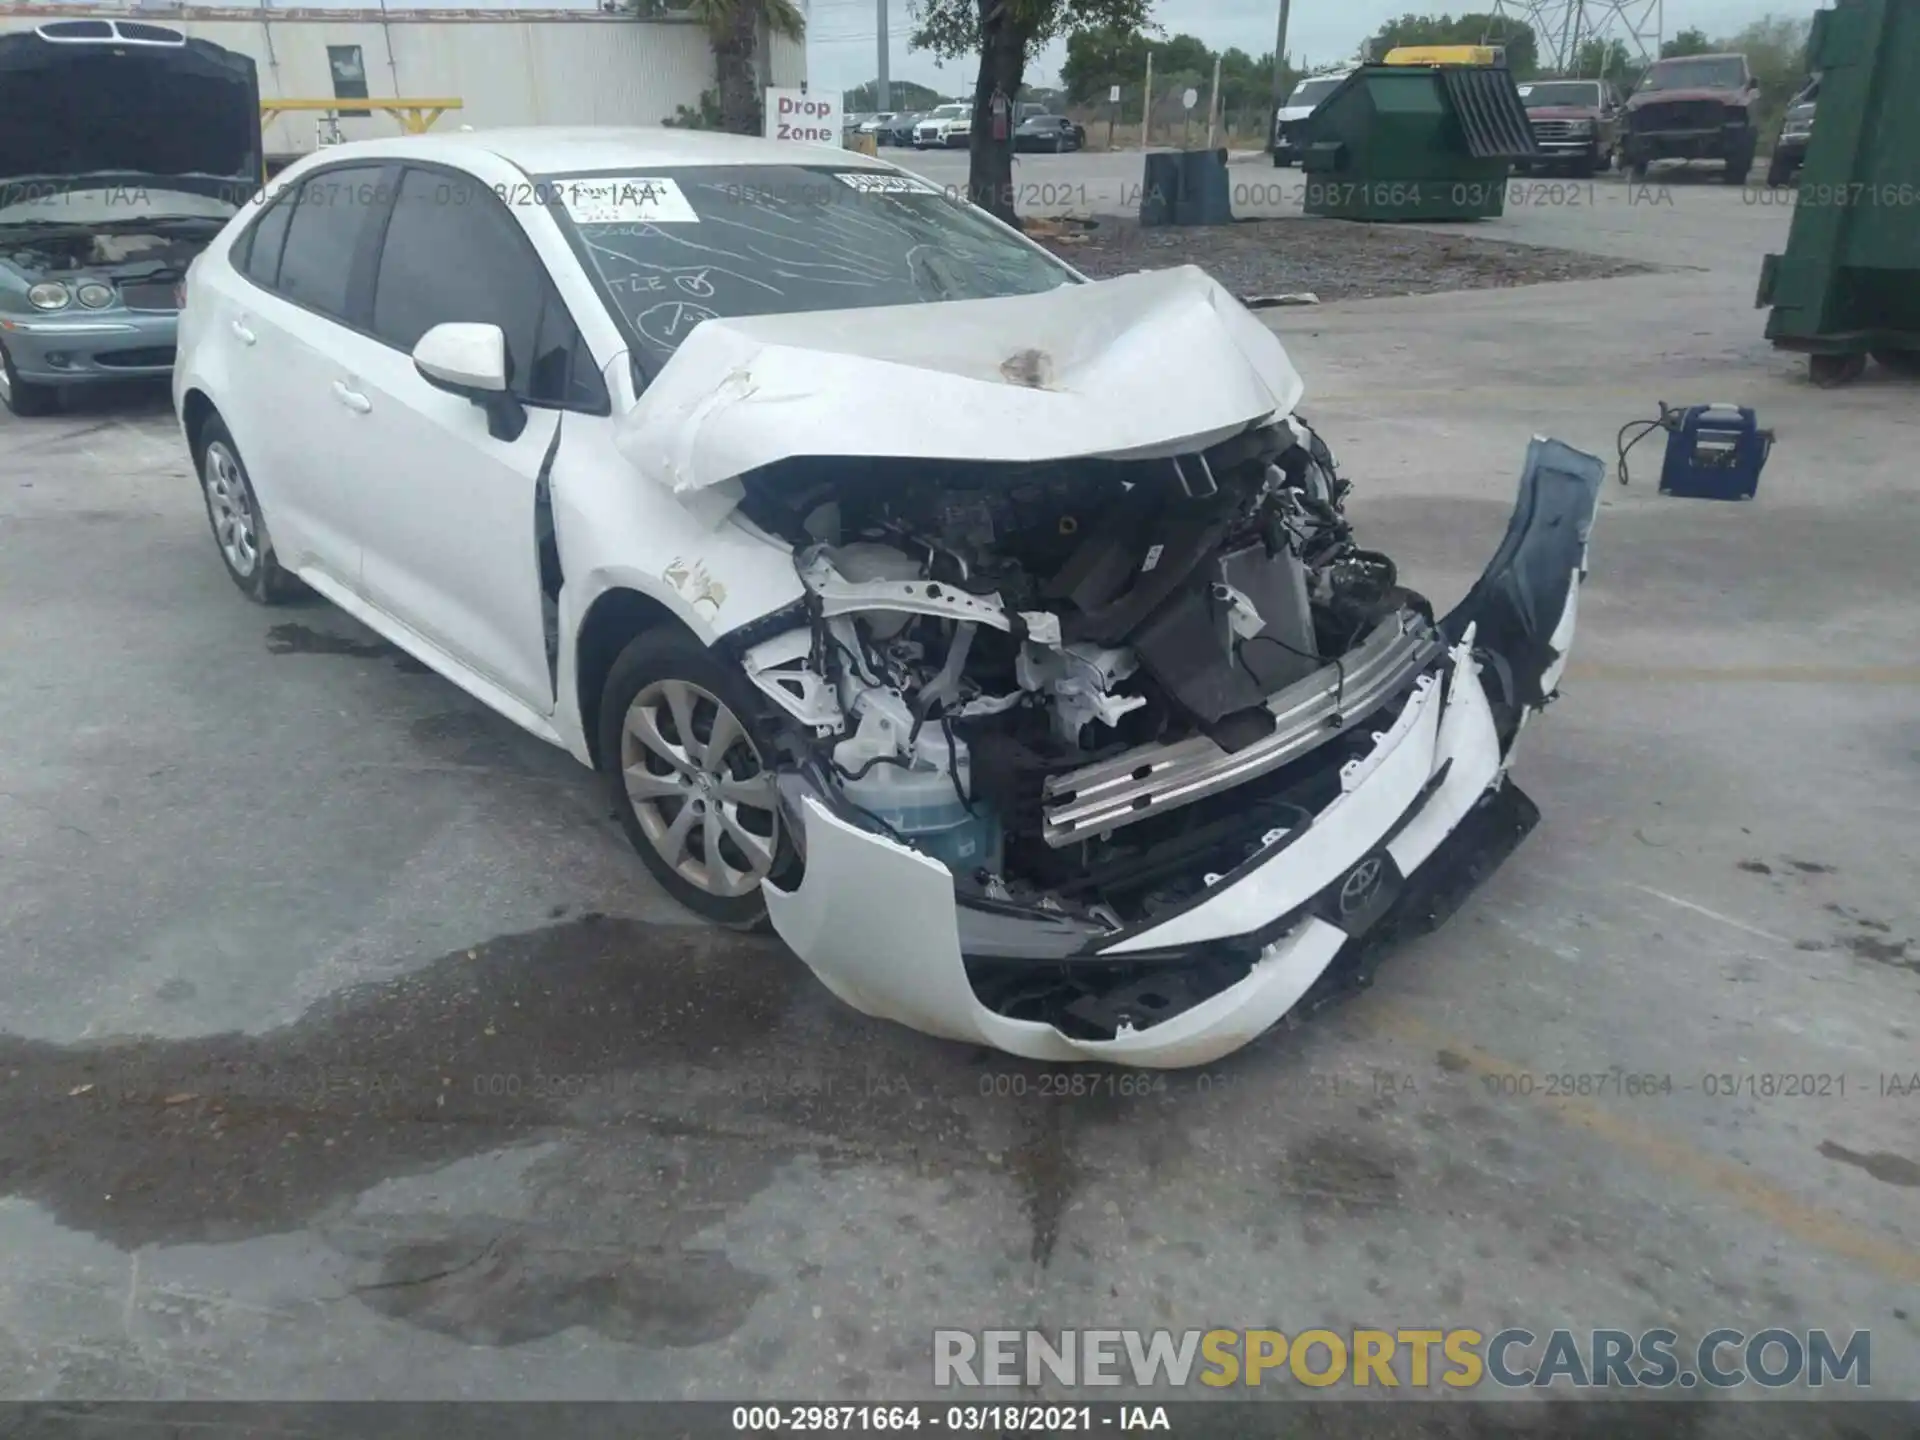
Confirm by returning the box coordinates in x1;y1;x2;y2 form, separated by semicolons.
27;281;72;310
76;281;116;309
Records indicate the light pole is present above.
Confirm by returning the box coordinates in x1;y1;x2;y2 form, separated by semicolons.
1269;0;1292;117
876;0;890;111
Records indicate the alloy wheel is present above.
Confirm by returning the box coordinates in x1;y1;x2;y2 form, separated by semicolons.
620;679;779;899
202;441;259;577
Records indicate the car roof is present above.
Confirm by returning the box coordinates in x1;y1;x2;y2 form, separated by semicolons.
284;126;899;176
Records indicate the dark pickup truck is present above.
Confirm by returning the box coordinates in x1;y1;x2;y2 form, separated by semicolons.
1622;52;1761;184
1516;78;1623;177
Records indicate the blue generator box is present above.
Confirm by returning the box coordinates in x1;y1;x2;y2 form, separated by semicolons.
1659;405;1774;501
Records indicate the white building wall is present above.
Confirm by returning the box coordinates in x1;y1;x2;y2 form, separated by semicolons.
0;8;790;157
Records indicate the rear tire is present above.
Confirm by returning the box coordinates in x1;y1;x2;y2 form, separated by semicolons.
1629;159;1650;181
1871;349;1920;376
0;341;58;417
599;626;791;929
196;415;302;604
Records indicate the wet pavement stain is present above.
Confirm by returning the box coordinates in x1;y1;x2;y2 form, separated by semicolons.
1818;1141;1920;1188
0;916;958;1251
1277;1129;1407;1213
265;621;430;674
1843;933;1918;973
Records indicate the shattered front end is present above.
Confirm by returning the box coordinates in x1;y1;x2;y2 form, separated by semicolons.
618;268;1604;1067
742;433;1600;1068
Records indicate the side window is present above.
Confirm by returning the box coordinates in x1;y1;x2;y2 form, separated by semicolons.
275;165;390;320
236;189;295;287
327;44;371;119
369;167;605;411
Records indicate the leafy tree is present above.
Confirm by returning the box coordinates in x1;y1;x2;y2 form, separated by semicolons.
662;88;725;129
1061;23;1153;104
1660;27;1714;58
912;0;1153;224
1369;12;1540;77
1721;14;1814;126
1570;37;1633;80
844;79;947;110
684;0;806;136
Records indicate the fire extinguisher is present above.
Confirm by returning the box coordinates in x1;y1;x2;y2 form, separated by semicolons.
990;90;1011;143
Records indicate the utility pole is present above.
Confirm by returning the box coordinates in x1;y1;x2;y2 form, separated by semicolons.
1269;0;1292;116
1141;50;1153;148
876;0;890;111
1205;52;1222;150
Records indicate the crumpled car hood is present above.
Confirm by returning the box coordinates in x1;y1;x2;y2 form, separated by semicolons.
614;265;1307;494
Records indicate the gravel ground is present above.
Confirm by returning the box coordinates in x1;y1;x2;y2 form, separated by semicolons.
1033;215;1659;302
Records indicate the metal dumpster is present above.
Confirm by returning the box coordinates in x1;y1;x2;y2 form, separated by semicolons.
1756;0;1920;386
1301;64;1540;221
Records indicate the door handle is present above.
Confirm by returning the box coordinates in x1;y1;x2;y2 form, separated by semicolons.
230;319;256;346
331;380;372;414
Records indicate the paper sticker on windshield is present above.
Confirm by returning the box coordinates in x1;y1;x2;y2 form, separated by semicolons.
560;178;698;225
834;171;941;195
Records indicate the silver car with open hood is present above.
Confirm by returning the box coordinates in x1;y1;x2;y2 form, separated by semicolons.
0;20;261;415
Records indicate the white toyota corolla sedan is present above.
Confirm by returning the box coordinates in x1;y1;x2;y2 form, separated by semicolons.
173;127;1603;1068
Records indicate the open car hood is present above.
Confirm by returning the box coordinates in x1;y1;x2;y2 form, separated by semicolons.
0;30;261;199
614;266;1307;494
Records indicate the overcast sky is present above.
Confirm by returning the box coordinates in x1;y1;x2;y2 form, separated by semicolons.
807;0;1806;97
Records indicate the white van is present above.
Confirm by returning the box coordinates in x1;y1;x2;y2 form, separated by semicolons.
1272;70;1352;167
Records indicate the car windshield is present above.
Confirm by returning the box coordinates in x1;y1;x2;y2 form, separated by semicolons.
1521;81;1602;108
1287;77;1343;107
927;105;966;119
1641;57;1745;90
542;165;1082;376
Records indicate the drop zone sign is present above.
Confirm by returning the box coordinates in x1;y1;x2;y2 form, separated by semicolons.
766;88;843;146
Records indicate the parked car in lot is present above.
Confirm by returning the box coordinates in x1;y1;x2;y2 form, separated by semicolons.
1515;78;1621;177
1768;76;1819;187
0;20;261;417
1621;52;1760;183
1271;71;1350;167
878;112;925;147
173;127;1601;1066
915;103;971;149
857;112;897;141
1014;114;1086;153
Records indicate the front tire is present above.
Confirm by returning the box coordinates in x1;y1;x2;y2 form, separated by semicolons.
0;341;58;417
599;627;789;928
197;415;301;604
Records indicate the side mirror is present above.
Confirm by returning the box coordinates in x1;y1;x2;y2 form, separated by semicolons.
413;321;527;442
1747;77;1760;92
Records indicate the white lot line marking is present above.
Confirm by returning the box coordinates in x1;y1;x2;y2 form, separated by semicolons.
1627;883;1794;946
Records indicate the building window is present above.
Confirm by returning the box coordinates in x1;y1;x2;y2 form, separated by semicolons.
327;44;370;118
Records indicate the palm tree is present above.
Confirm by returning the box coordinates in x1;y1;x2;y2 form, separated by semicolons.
684;0;808;136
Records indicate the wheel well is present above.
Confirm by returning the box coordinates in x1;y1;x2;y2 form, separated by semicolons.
575;587;683;769
180;389;217;467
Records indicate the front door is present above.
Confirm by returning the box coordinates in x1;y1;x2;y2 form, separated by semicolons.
331;164;606;713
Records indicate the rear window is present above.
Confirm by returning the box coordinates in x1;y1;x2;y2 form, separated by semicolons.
541;165;1080;377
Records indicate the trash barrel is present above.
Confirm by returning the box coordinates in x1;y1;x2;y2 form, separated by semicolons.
1139;148;1234;227
1756;0;1920;387
1300;64;1539;221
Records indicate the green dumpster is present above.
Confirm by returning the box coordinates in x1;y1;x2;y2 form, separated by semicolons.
1756;0;1920;386
1300;64;1540;222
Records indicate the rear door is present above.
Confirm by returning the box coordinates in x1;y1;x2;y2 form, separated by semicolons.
320;163;608;712
221;162;394;587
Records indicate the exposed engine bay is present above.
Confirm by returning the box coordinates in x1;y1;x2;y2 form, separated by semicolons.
4;221;218;284
732;416;1496;1033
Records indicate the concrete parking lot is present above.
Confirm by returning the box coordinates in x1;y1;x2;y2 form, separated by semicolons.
2;149;1917;1423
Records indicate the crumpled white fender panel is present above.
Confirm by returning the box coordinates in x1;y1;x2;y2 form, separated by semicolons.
614;266;1306;495
762;636;1511;1068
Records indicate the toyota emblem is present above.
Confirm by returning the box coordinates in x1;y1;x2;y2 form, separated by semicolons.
1338;857;1385;917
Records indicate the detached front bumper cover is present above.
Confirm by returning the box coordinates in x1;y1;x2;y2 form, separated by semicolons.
763;439;1604;1067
